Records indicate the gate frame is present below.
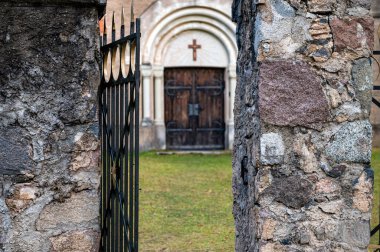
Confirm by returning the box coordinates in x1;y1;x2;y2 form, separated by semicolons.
98;12;141;252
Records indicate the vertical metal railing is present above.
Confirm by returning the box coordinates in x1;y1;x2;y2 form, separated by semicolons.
371;50;380;251
98;10;141;252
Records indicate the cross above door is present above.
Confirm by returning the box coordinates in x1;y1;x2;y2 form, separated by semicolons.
188;39;201;61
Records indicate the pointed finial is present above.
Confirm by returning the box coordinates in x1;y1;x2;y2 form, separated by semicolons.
131;0;135;22
111;12;116;42
112;11;116;31
121;7;125;27
120;7;125;37
103;14;107;35
99;16;105;35
102;14;107;45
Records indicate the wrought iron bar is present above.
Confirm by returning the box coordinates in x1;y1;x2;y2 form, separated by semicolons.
372;225;380;237
134;18;140;252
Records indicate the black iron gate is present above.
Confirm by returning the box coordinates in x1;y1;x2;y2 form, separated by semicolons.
98;12;141;252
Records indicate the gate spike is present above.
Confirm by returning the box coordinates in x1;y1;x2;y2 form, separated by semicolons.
103;14;107;35
121;7;125;37
121;7;125;27
111;11;116;42
130;0;135;33
99;15;105;46
131;0;134;22
111;11;116;31
102;14;107;45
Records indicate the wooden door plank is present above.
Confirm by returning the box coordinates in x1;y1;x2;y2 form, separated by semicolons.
164;68;193;148
195;68;225;149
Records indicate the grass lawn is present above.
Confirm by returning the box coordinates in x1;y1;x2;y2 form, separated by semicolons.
139;152;234;251
139;150;380;250
371;148;380;246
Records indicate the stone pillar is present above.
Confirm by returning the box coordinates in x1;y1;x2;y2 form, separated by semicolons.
232;0;374;251
153;65;166;149
228;65;236;150
0;1;100;251
141;64;153;126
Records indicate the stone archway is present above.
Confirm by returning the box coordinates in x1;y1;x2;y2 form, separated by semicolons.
139;3;237;150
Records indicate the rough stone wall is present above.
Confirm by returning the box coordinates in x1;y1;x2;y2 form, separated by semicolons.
232;0;374;251
0;1;100;251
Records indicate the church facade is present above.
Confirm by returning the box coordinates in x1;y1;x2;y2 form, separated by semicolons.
106;0;380;150
107;0;237;150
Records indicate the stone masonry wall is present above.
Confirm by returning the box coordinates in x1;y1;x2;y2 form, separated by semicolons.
0;1;100;251
232;0;374;251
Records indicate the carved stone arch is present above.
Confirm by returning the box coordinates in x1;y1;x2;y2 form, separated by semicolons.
141;4;237;64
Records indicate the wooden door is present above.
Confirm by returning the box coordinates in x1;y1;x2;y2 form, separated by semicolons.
164;68;225;150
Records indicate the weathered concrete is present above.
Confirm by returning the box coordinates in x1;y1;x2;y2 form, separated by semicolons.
0;1;100;251
232;0;374;251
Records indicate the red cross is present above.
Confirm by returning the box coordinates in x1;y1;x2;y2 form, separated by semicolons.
188;39;202;61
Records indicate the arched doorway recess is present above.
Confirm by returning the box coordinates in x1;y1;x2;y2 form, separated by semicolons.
140;3;237;150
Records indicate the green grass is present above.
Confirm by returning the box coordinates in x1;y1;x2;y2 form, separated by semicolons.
371;149;380;246
139;152;234;251
138;150;380;249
